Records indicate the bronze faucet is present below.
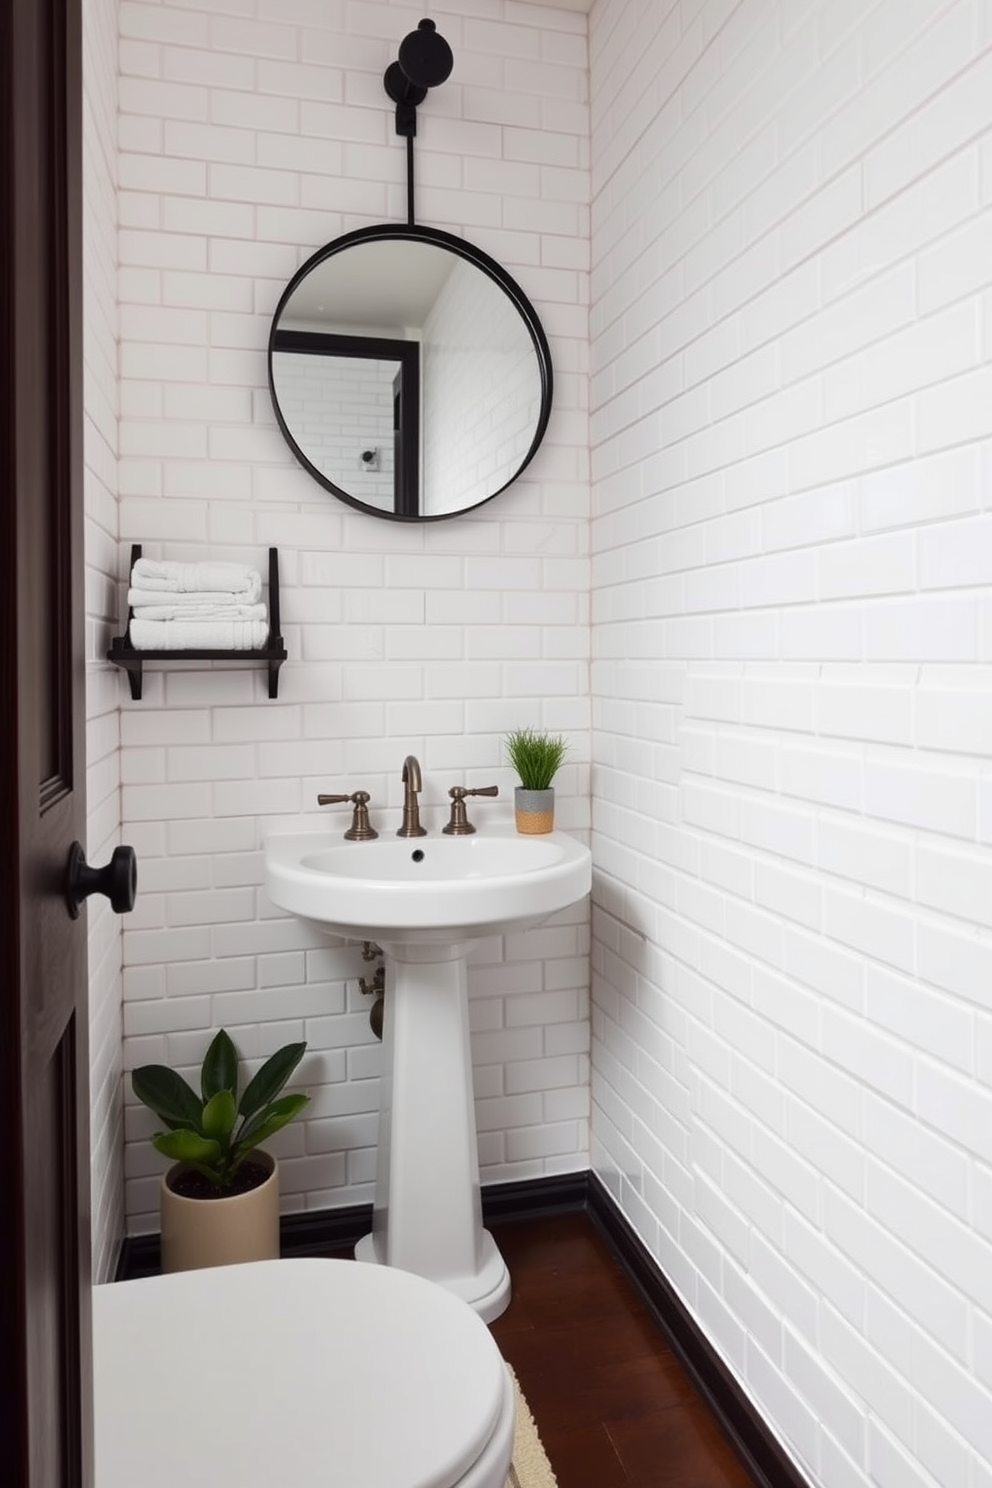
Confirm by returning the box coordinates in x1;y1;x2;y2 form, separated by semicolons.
442;784;499;835
316;789;378;840
397;754;426;837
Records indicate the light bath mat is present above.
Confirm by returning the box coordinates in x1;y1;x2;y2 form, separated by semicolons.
506;1367;558;1488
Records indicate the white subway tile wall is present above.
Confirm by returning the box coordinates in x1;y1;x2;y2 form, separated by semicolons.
106;0;591;1238
590;3;992;1487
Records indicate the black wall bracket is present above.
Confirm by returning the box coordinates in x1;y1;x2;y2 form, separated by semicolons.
382;19;453;224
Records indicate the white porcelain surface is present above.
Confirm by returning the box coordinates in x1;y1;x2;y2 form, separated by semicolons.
264;823;591;942
93;1257;515;1488
357;943;512;1321
263;823;592;1320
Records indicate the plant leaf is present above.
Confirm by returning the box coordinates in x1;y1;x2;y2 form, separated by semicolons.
503;728;567;790
238;1042;306;1120
131;1066;203;1132
201;1029;239;1102
151;1129;222;1167
201;1088;237;1144
235;1092;310;1154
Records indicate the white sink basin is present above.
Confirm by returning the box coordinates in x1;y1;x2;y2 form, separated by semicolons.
264;825;591;943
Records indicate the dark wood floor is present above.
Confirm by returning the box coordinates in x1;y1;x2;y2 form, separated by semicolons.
488;1212;759;1488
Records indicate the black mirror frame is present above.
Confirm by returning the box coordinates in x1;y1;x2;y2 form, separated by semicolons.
267;223;554;523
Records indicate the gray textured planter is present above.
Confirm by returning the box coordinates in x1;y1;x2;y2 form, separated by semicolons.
514;786;555;835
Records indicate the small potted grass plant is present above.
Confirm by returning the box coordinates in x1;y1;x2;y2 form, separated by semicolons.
503;727;568;834
131;1029;309;1273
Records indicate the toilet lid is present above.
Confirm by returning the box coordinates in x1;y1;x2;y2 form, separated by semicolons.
93;1258;508;1488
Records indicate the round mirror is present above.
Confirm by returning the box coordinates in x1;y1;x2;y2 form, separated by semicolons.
268;225;553;521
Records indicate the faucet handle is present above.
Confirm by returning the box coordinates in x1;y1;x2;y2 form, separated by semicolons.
317;790;378;840
442;784;499;836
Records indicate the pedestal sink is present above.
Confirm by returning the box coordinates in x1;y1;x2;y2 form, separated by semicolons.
264;825;591;1320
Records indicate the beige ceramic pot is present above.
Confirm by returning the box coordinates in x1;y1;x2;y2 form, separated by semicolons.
159;1149;279;1274
514;786;555;834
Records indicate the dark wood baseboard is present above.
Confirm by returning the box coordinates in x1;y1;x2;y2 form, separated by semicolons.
482;1169;592;1223
114;1171;591;1280
115;1169;808;1488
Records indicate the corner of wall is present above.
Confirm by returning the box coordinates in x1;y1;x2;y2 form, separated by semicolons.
83;0;124;1284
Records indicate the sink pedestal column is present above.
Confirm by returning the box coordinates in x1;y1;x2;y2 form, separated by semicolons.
354;941;511;1322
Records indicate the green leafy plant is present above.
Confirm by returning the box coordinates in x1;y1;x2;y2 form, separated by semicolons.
503;727;568;791
131;1030;309;1191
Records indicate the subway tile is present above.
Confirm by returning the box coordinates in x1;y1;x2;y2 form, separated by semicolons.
120;75;209;123
118;153;207;197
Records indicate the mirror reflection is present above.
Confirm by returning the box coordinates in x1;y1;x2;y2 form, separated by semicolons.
268;227;553;521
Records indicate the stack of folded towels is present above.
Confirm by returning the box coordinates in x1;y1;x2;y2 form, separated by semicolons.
128;558;269;651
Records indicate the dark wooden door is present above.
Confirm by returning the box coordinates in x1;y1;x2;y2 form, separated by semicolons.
1;0;92;1483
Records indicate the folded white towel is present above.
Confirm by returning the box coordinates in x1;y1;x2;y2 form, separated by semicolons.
131;559;262;601
129;587;265;611
129;594;268;623
129;618;270;651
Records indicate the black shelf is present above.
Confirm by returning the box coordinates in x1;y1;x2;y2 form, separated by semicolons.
107;545;288;700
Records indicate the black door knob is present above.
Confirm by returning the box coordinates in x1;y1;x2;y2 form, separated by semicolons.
65;842;137;920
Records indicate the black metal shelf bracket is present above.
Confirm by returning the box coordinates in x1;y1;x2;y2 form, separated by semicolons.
107;545;288;700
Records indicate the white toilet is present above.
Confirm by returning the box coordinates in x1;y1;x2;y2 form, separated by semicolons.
93;1257;515;1488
